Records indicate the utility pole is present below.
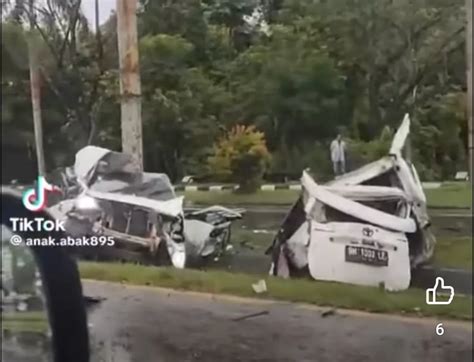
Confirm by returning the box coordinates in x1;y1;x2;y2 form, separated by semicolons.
467;0;473;181
116;0;144;171
28;0;46;177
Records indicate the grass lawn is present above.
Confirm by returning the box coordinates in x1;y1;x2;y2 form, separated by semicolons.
424;182;472;209
433;237;473;270
182;182;472;209
2;311;49;333
80;262;472;321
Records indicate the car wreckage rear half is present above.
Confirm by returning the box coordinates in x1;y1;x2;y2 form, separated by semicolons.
267;114;436;291
49;146;243;268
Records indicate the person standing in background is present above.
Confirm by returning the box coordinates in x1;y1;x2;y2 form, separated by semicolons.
330;134;346;176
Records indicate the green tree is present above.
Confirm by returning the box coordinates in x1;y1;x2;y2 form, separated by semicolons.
1;0;468;182
2;0;114;165
209;125;271;192
139;34;232;180
226;24;347;153
413;91;467;180
203;0;258;48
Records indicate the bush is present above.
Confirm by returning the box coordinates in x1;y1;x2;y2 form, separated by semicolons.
208;125;271;192
270;142;333;182
412;92;467;181
346;126;393;169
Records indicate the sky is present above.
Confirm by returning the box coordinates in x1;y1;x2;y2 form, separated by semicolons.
81;0;116;30
1;0;116;25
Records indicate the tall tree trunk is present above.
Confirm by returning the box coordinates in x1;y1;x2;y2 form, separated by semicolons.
28;0;46;176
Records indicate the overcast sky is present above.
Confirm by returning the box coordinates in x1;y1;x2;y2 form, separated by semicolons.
81;0;116;29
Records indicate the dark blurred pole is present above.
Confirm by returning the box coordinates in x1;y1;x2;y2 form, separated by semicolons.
467;0;472;181
28;0;46;176
116;0;144;171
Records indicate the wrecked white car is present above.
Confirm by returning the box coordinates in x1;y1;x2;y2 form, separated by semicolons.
183;206;244;260
267;114;435;291
49;146;243;268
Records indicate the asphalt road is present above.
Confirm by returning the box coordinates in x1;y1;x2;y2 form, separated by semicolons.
84;280;472;362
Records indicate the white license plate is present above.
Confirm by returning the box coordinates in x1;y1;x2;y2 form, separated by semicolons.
345;246;388;266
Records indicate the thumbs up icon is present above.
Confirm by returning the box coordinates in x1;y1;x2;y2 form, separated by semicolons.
426;277;454;305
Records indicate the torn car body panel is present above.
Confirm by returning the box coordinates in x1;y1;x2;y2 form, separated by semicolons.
74;146;114;183
183;219;216;257
319;185;408;201
389;113;410;156
302;173;416;233
268;114;436;291
326;157;394;187
183;206;243;259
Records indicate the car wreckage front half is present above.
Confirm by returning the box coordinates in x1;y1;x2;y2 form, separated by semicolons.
49;146;243;268
267;114;436;291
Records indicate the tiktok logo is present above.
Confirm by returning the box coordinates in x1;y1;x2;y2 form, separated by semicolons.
22;176;61;212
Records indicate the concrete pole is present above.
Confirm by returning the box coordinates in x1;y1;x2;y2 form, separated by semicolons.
116;0;144;171
28;0;46;177
467;0;472;181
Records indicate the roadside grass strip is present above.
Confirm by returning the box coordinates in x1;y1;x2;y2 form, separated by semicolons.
80;262;472;321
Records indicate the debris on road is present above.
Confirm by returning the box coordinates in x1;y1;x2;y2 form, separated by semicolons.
231;310;269;322
84;295;105;308
266;114;436;291
240;240;256;250
253;229;273;234
252;279;267;294
321;308;337;318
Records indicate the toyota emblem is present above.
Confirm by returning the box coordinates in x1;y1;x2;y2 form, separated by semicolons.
362;227;374;237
